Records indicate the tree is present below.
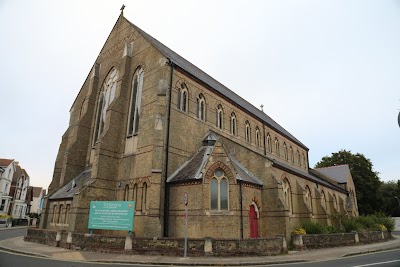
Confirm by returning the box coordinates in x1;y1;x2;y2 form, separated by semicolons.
315;150;382;215
380;180;400;217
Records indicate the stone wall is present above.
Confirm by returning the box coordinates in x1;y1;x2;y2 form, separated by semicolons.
25;228;285;256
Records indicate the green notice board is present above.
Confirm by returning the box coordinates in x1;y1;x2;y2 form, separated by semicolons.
88;201;135;231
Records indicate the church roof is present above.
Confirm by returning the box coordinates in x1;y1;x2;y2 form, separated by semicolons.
125;17;308;151
314;164;351;184
167;142;263;186
50;170;92;200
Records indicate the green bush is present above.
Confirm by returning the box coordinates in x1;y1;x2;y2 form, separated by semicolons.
301;220;327;234
370;213;395;232
343;218;363;233
326;225;340;233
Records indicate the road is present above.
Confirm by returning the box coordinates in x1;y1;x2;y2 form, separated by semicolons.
0;228;399;267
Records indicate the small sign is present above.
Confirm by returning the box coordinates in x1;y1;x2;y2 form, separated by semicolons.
184;192;188;206
88;201;135;231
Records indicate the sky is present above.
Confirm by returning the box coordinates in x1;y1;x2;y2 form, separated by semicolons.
1;0;399;189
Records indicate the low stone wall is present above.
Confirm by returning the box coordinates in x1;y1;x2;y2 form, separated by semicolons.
25;228;285;256
293;231;392;250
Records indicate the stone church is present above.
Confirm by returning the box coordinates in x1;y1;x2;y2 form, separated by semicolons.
40;13;358;241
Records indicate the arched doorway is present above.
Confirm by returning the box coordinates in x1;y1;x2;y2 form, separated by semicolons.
249;203;259;238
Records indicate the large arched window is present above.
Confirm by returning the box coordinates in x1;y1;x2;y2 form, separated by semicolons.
210;168;228;211
255;127;261;147
266;133;272;153
297;150;301;166
93;68;118;143
305;186;312;212
142;183;147;212
230;112;237;136
275;138;280;157
216;105;223;130
127;67;144;136
245;121;251;143
282;178;292;214
177;83;188;112
197;94;206;121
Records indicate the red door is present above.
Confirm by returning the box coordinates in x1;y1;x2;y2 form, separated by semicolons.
249;205;258;238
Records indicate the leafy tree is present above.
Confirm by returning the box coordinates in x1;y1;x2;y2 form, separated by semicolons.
380;180;400;217
315;150;382;215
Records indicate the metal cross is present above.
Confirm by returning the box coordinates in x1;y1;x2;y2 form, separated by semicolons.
260;104;264;112
120;4;126;13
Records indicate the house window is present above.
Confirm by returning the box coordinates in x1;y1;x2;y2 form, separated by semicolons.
142;183;147;212
282;179;292;214
93;68;118;144
210;169;228;211
255;127;260;147
0;200;5;211
127;67;144;136
266;133;272;153
4;183;8;193
245;121;251;143
197;94;206;121
177;83;188;112
132;184;138;211
124;185;129;201
64;204;70;225
275;138;280;157
230;113;237;136
283;143;288;160
216;105;223;130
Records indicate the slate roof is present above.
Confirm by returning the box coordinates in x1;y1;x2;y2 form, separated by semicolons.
314;164;351;184
167;145;263;186
272;160;347;193
0;158;13;167
50;170;92;200
125;17;308;151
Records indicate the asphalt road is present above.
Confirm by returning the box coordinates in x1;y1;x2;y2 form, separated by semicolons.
0;228;399;267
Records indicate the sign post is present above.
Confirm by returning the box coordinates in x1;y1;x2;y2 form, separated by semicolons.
184;192;188;258
88;201;135;232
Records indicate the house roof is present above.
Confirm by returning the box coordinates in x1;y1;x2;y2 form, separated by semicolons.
314;164;351;184
124;16;308;151
50;170;93;200
32;187;43;198
12;165;23;183
0;158;13;167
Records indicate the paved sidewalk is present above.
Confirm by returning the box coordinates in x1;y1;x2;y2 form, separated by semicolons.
0;230;399;266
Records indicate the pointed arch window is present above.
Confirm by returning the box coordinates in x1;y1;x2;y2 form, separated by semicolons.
197;94;206;121
321;190;326;209
297;150;301;166
127;67;144;136
245;121;251;143
275;138;280;157
216;105;223;130
93;68;118;144
177;83;188;112
290;146;294;163
305;186;312;212
282;179;292;214
283;143;288;160
210;169;228;211
266;133;272;153
124;185;129;201
302;153;306;168
230;113;237;136
142;183;147;211
333;194;338;211
132;184;138;211
255;127;261;147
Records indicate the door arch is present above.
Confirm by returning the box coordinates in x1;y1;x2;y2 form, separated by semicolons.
249;202;259;238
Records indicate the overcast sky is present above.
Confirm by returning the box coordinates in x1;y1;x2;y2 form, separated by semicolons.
1;0;399;189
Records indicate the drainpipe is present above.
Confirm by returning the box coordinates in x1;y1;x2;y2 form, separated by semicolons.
163;60;174;237
239;180;244;239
